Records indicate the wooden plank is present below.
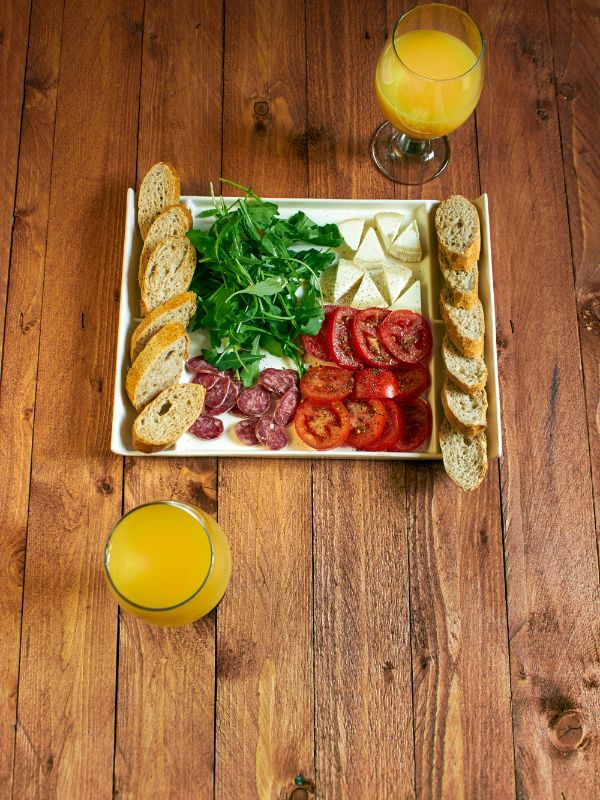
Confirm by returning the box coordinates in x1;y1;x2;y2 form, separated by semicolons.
11;0;143;796
470;0;600;796
215;2;314;798
306;2;416;796
0;0;30;369
114;1;224;797
0;0;63;791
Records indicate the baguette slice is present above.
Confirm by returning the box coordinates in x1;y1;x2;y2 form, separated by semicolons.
439;249;479;309
439;418;487;491
130;292;197;363
435;195;480;270
442;335;487;394
138;204;192;284
126;322;189;411
439;287;485;357
441;377;488;437
132;383;205;454
140;235;196;316
138;162;181;240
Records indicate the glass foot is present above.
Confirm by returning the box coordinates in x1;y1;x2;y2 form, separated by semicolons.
370;121;450;185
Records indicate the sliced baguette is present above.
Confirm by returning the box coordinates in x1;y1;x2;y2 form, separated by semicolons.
439;287;485;357
126;322;189;411
441;377;488;437
138;204;192;284
140;234;196;316
435;195;480;270
138;162;181;240
132;383;205;454
439;249;479;309
130;292;197;363
439;418;487;491
442;335;487;394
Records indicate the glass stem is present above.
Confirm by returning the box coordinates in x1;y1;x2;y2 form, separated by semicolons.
391;132;435;162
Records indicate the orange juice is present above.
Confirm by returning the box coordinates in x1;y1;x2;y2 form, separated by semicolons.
104;502;231;626
375;29;483;139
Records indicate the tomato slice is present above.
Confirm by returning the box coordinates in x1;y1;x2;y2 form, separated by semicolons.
302;306;335;362
294;400;350;450
379;310;433;365
361;400;403;451
351;308;399;367
394;362;431;402
344;398;387;448
353;367;400;400
326;306;362;368
300;365;354;402
394;398;432;451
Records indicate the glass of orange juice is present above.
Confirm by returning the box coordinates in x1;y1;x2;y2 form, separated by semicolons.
372;3;484;184
104;501;231;627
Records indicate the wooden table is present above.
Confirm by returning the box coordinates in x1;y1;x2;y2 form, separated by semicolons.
1;1;598;797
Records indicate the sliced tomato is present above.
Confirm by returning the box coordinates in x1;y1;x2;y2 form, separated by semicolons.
353;367;400;400
394;398;432;451
344;398;387;448
394;362;431;402
300;365;354;402
361;400;403;451
294;400;350;450
379;310;433;365
326;306;362;368
351;308;399;367
301;306;335;362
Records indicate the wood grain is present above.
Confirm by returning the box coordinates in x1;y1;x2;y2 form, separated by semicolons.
11;0;143;796
306;2;416;797
471;0;600;796
114;1;224;797
0;0;30;370
216;3;314;798
0;0;63;790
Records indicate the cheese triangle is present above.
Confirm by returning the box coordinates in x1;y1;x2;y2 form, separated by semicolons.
389;280;421;313
350;271;388;309
383;263;413;304
389;220;422;262
353;227;386;269
332;258;364;302
337;218;365;252
374;212;405;251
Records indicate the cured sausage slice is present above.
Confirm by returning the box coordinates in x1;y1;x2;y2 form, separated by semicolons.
188;415;224;440
258;368;298;395
234;418;260;446
274;387;300;425
255;417;287;450
236;384;271;417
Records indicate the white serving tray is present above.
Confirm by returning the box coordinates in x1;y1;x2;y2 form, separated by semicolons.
111;191;501;459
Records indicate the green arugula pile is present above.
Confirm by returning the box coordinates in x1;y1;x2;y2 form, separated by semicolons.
186;181;342;386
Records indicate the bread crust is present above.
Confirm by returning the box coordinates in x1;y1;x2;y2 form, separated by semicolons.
138;162;181;240
126;322;189;410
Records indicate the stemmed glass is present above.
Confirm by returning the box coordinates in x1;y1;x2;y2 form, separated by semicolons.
371;3;484;185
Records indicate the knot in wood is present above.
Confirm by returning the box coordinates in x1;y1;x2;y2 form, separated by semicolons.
253;100;269;116
548;710;586;753
291;790;308;800
557;82;575;100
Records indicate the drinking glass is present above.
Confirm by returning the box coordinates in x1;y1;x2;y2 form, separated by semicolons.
104;501;231;627
371;3;484;184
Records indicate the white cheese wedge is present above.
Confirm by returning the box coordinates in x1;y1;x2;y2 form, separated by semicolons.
353;227;387;269
389;280;421;313
370;269;390;304
319;265;337;303
332;258;364;302
374;212;405;251
337;218;365;252
383;262;413;304
389;219;422;262
350;271;388;309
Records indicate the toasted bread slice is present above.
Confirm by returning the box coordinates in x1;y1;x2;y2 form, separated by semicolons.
439;249;479;309
140;235;196;316
126;322;189;411
138;204;192;284
439;418;487;491
138;162;181;240
439;287;485;358
441;377;488;437
130;292;197;363
132;383;205;453
435;195;480;270
442;335;487;394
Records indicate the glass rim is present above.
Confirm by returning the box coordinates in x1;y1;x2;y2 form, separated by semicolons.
391;2;485;83
103;500;214;613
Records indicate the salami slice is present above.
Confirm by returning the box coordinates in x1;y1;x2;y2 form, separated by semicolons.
234;418;260;446
191;371;220;391
258;368;299;395
204;375;230;407
186;357;218;373
255;417;287;450
205;380;238;415
188;415;224;440
236;384;271;417
274;387;300;425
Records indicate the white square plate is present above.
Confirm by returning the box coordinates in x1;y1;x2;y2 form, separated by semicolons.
111;192;501;459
